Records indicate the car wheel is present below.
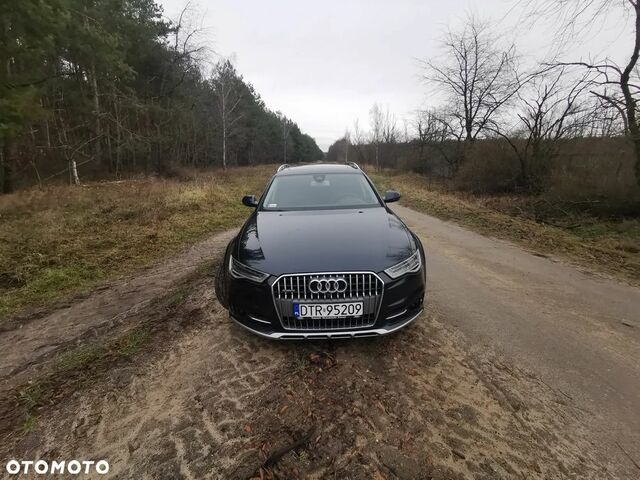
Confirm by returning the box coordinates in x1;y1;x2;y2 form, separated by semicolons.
215;259;229;309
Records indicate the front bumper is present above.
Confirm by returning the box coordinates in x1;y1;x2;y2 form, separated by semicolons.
231;308;423;339
226;269;425;340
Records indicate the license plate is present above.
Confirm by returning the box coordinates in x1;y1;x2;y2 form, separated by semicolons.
294;302;363;319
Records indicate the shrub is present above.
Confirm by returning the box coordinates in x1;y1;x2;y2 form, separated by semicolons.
454;140;520;194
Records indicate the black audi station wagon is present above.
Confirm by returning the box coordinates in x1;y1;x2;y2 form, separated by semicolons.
216;163;426;339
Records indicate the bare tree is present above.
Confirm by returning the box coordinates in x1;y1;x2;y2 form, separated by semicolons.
369;103;383;169
382;108;399;144
172;3;211;68
589;92;627;136
414;109;463;173
369;103;399;168
343;129;351;163
401;119;410;144
489;68;593;187
212;60;243;169
524;0;640;185
352;120;365;146
423;15;521;142
351;119;367;163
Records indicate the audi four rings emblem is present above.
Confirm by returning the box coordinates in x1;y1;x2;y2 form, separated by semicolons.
308;277;348;294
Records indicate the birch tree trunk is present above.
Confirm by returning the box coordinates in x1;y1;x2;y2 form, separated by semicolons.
70;159;80;185
222;121;227;169
90;63;102;166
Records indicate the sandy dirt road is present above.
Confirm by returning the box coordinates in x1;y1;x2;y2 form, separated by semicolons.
0;230;237;393
393;204;640;474
1;205;639;479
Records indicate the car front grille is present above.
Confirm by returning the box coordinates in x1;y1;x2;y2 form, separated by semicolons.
272;272;384;331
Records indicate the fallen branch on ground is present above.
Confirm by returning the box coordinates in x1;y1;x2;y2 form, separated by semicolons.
262;425;317;469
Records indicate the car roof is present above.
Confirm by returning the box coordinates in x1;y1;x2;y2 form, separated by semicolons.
275;163;361;176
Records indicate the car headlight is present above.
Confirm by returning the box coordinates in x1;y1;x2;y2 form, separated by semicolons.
229;256;269;283
384;249;421;279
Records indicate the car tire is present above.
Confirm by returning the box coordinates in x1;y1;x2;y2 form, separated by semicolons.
215;259;229;309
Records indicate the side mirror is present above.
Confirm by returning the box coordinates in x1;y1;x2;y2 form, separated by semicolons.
242;195;259;208
383;190;401;203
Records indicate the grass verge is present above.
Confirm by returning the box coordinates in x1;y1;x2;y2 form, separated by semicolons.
0;166;274;322
370;170;640;284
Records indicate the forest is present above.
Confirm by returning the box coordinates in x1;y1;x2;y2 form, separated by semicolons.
0;0;323;193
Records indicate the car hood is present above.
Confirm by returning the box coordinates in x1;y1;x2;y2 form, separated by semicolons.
236;207;416;276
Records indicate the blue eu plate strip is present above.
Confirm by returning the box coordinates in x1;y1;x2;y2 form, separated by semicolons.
293;303;300;318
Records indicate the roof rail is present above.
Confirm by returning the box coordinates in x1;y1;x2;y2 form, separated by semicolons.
346;162;360;170
276;164;290;172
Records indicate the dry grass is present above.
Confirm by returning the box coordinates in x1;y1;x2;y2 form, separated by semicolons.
370;170;640;284
0;166;274;322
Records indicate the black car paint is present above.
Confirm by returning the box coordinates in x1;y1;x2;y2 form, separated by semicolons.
235;208;417;276
216;164;426;339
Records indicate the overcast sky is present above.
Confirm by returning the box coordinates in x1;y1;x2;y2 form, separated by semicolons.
158;0;630;151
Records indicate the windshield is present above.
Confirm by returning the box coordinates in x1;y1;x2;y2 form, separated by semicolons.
261;173;381;211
